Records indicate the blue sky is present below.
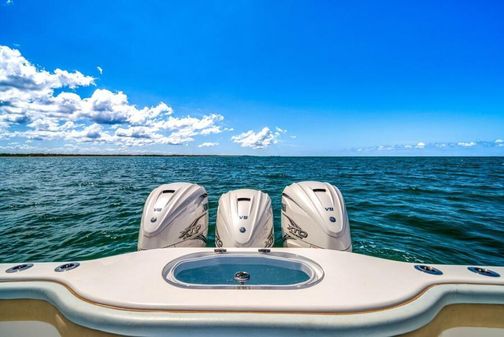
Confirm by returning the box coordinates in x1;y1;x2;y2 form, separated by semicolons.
0;0;503;155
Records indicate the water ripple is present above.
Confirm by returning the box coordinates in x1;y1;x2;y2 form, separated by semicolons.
0;156;503;266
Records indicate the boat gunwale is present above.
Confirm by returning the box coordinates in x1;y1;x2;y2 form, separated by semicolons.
1;280;504;337
0;278;503;315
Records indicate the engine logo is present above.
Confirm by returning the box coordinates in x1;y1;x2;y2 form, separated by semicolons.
179;220;203;240
287;219;308;239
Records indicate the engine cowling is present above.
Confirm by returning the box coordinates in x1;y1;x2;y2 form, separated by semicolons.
215;189;274;248
281;181;352;251
138;182;208;250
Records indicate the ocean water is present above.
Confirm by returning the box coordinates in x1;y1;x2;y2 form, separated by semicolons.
0;156;503;266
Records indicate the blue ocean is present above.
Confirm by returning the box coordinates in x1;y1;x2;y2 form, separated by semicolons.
0;156;503;266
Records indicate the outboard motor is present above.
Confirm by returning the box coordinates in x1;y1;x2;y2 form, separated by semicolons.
281;181;352;251
138;182;208;250
216;189;274;248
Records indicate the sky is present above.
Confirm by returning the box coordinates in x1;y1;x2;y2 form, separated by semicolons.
0;0;503;155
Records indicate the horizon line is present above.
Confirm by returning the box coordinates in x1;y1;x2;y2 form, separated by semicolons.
1;153;503;158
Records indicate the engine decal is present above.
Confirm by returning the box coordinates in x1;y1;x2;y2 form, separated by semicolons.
179;216;204;240
193;234;207;244
281;233;294;242
264;228;274;247
215;229;223;247
286;217;308;239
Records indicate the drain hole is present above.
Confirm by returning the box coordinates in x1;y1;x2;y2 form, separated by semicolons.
468;266;500;277
414;265;443;275
55;262;80;272
6;263;33;273
234;271;250;284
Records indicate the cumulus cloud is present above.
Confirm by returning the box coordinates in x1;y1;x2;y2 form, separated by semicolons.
0;45;227;149
457;141;476;147
231;127;286;149
352;140;504;154
198;142;219;148
378;145;394;151
66;123;106;142
0;47;94;96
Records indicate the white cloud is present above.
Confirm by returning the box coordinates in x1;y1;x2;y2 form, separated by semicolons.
0;47;94;96
495;139;503;144
73;89;173;125
97;66;103;75
198;142;219;148
457;141;476;147
377;145;394;151
231;127;286;149
351;140;504;154
66;123;105;142
0;45;227;149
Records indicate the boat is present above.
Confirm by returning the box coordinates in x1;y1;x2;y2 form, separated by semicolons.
1;181;503;336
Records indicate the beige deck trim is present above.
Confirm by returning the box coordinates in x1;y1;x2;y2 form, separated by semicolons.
0;299;119;337
2;299;503;337
402;303;504;336
1;278;502;315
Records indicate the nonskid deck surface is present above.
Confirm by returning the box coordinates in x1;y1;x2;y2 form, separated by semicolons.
0;248;503;312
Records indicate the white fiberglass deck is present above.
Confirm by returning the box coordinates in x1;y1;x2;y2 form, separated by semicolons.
1;248;504;337
1;248;503;312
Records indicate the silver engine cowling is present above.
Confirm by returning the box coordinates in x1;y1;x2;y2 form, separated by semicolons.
281;181;352;251
215;189;274;248
138;182;208;250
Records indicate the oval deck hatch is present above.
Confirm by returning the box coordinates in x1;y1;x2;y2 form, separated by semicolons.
163;252;323;289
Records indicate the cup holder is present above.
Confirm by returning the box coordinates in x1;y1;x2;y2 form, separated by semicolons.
55;262;80;272
414;265;443;275
5;263;33;273
468;266;500;278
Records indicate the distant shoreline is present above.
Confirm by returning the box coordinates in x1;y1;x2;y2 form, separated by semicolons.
0;153;237;157
0;153;502;158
